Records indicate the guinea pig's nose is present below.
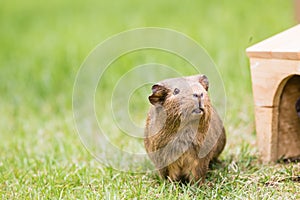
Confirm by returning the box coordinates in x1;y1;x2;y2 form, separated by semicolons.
193;93;205;111
193;93;199;98
193;93;202;98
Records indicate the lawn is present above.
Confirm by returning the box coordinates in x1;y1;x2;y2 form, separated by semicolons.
1;0;299;199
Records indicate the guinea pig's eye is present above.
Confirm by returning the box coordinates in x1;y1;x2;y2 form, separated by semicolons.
173;88;180;95
200;93;204;98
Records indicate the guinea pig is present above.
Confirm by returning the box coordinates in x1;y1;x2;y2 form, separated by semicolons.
144;74;226;184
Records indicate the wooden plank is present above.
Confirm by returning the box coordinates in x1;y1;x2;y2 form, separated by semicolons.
254;106;278;162
250;58;300;107
246;25;300;60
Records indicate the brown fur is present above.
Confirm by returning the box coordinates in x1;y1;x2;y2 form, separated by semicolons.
144;74;226;185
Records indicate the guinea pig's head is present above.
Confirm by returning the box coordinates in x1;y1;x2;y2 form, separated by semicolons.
149;74;211;123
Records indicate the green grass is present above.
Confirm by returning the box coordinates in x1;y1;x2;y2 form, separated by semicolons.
1;0;299;199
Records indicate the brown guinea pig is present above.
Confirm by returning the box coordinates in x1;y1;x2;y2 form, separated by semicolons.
144;74;226;185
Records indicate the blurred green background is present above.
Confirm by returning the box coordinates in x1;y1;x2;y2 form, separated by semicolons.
0;0;298;198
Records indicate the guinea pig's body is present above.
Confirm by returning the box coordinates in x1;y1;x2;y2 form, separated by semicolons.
144;75;226;184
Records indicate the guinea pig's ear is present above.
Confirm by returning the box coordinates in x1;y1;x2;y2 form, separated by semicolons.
198;74;209;91
149;84;169;105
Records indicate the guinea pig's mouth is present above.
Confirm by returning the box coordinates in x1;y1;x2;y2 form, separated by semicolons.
192;108;204;114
